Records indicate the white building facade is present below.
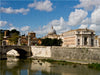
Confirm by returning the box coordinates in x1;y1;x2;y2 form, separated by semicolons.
62;29;95;47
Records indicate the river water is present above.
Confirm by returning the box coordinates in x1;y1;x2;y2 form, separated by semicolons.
0;57;100;75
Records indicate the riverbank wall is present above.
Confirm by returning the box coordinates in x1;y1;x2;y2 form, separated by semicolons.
31;46;100;64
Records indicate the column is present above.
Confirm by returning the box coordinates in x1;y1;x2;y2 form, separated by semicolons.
80;35;83;46
82;36;84;46
18;38;21;46
88;36;91;46
28;35;31;46
97;39;99;47
4;31;7;38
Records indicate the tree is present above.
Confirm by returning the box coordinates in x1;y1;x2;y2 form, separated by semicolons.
10;29;20;35
41;38;62;46
9;29;20;45
9;33;19;44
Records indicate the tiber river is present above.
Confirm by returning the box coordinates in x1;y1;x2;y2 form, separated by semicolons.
0;57;100;75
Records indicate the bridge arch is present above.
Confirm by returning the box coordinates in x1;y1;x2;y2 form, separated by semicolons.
7;48;29;58
3;46;32;58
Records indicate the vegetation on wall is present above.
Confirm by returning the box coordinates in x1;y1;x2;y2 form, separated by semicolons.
41;38;62;46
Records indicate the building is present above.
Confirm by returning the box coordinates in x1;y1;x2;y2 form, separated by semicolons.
19;32;36;46
95;35;100;47
28;32;36;39
42;26;59;39
19;35;28;45
19;32;41;46
62;28;95;47
2;30;11;45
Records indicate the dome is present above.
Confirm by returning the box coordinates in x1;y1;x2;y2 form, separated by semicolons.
48;26;56;35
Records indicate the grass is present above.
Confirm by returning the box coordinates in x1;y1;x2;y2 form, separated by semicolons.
41;59;73;65
42;59;100;70
88;63;100;70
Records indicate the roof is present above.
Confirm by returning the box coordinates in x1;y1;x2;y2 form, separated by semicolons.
63;28;95;34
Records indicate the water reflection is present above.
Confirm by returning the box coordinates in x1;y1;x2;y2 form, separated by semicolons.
0;57;100;75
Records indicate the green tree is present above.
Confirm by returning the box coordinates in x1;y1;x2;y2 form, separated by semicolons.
10;29;20;35
41;38;62;46
9;33;19;44
9;29;20;45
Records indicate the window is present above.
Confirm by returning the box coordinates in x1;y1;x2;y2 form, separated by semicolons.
91;32;93;34
78;39;80;45
84;37;87;45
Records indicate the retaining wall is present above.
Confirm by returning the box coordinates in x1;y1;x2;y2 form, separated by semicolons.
31;46;100;63
31;46;51;57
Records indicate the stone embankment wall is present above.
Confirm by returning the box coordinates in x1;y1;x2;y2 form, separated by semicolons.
31;46;51;57
51;47;100;64
31;46;100;64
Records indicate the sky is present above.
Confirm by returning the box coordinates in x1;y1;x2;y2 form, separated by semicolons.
0;0;100;37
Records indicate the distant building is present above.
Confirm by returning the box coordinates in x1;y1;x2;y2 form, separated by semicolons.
42;26;59;39
61;28;95;47
28;32;36;39
2;30;12;45
20;34;28;45
19;32;41;46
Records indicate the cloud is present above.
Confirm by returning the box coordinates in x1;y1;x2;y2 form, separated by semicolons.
35;17;70;37
9;26;19;31
91;6;100;25
74;0;100;10
8;26;30;35
67;9;88;26
48;17;70;33
77;7;100;34
81;18;91;25
9;24;13;27
0;7;30;15
0;21;7;27
21;26;30;31
28;0;53;12
79;24;88;29
0;20;30;35
89;24;100;33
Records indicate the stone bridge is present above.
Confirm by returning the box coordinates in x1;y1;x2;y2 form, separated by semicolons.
0;46;32;59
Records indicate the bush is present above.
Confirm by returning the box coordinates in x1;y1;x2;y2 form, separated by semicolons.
88;63;100;70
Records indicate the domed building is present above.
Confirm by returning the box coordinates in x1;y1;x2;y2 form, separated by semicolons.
42;26;59;39
48;26;56;35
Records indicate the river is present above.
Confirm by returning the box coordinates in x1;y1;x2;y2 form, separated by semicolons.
0;57;100;75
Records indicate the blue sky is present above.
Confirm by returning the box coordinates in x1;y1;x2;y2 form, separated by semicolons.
0;0;100;37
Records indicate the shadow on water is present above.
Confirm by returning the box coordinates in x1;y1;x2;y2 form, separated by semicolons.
0;57;100;75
